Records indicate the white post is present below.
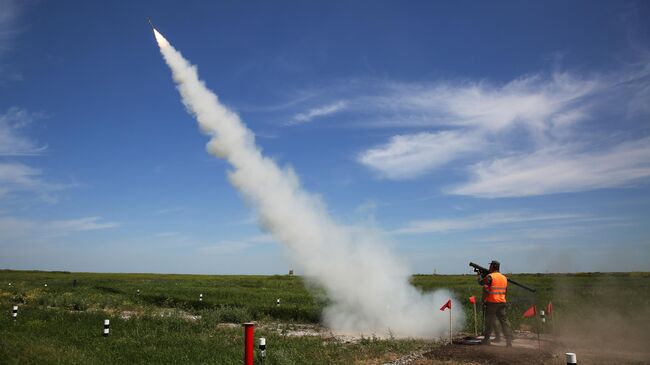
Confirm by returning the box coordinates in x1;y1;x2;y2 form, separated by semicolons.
566;352;577;365
12;305;18;321
276;298;280;306
44;283;47;287
199;293;203;302
103;319;110;337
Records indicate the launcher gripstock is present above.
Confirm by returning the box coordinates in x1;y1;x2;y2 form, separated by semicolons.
469;262;536;293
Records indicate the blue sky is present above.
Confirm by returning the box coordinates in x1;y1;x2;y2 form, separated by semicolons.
1;0;649;274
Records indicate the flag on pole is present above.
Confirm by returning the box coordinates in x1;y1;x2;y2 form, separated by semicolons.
469;296;478;335
439;299;452;311
523;305;537;318
546;301;553;315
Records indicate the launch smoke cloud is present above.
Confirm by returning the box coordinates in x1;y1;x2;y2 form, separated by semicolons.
152;28;462;337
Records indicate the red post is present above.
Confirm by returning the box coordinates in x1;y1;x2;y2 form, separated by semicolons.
243;322;254;365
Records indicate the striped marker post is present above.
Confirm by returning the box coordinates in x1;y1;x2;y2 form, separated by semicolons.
137;289;140;295
12;305;18;321
102;319;110;337
566;352;577;365
540;310;546;323
199;293;203;302
259;337;266;362
276;298;280;306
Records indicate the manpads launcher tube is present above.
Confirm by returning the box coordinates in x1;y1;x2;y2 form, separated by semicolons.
152;27;462;337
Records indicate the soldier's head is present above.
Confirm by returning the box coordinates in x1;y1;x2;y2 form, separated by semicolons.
489;260;500;272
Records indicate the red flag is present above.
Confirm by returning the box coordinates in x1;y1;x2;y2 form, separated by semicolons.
522;305;537;318
546;301;553;315
439;299;452;311
469;296;476;304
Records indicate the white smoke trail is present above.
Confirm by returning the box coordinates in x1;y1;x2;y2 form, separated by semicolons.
153;29;463;337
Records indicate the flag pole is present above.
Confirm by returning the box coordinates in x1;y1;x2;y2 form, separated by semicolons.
535;304;541;351
549;302;555;337
473;301;477;336
449;305;452;344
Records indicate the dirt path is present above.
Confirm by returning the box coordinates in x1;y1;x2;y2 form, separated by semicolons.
388;335;650;365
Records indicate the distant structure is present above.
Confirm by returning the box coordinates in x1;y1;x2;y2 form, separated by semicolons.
289;269;294;276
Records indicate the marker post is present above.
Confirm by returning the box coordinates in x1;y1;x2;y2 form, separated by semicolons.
103;319;110;337
259;337;266;363
243;322;254;365
566;352;577;365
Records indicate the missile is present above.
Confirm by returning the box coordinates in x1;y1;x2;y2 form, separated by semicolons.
147;17;154;29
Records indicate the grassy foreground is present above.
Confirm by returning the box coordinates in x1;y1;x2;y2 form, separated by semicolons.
1;270;649;364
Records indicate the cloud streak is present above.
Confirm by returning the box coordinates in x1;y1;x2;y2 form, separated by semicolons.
0;107;46;156
393;211;593;234
0;216;119;241
451;137;650;197
346;63;650;196
0;162;71;202
358;131;483;179
0;0;21;54
371;72;600;133
288;101;347;125
199;234;277;255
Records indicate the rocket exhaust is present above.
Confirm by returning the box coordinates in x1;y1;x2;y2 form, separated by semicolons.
151;26;463;338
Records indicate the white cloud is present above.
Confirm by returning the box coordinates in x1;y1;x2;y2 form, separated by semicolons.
358;131;482;179
351;61;650;195
288;101;347;125
352;72;601;136
393;211;589;234
0;108;73;203
0;162;40;188
353;73;606;182
0;162;70;202
0;216;119;241
199;240;253;255
0;0;26;82
153;206;184;215
0;0;21;54
450;137;650;197
198;234;277;255
154;232;181;238
0;107;46;156
47;217;119;232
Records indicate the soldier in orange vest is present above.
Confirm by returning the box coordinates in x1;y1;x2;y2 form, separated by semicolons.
479;260;513;346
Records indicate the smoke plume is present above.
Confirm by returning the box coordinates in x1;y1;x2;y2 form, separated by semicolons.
153;29;463;337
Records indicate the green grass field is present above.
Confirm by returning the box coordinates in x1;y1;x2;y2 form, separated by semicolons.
1;270;649;364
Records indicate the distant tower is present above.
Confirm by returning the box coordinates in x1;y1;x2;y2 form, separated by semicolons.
289;269;294;276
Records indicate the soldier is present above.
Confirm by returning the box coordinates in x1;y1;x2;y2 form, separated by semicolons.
479;260;513;347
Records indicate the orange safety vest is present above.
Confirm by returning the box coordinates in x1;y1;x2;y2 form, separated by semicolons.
485;272;507;303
